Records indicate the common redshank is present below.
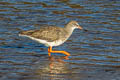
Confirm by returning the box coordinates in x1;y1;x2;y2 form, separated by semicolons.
19;21;83;56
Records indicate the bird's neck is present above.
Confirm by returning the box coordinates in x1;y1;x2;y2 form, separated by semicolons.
64;24;75;36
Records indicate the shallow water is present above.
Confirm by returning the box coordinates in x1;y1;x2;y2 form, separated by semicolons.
0;0;120;80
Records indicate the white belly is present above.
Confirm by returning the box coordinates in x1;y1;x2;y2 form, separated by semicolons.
19;34;65;47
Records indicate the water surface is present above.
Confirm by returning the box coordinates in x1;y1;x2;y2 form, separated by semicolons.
0;0;120;80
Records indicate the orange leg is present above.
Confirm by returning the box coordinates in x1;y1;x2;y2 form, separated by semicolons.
48;46;70;56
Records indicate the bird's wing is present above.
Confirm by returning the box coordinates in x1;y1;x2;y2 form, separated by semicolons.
20;26;66;42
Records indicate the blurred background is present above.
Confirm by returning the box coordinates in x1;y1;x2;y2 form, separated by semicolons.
0;0;120;80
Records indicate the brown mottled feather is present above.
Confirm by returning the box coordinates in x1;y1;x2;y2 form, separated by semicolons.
19;26;68;42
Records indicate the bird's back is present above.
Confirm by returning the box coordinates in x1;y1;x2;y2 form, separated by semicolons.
19;26;68;42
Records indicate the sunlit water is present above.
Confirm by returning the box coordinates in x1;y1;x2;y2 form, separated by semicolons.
0;0;120;80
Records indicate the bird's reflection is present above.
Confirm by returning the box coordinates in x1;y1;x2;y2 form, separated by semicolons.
48;56;69;74
35;56;71;80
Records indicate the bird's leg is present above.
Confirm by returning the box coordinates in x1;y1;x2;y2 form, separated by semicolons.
48;47;51;56
48;46;70;56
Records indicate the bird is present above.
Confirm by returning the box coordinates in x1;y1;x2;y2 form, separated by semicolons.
19;20;83;56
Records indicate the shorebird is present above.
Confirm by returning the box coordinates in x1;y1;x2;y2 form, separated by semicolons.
19;21;83;56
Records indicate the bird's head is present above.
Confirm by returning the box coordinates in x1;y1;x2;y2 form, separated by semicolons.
67;20;83;30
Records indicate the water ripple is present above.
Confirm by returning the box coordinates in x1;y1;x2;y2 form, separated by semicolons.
0;0;120;80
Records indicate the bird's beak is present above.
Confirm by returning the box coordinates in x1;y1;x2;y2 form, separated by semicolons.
78;26;83;30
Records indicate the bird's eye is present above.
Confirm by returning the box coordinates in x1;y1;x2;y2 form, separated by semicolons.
73;23;79;26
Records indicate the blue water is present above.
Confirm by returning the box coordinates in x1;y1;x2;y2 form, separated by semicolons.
0;0;120;80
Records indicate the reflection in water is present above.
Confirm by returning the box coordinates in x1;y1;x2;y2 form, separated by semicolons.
35;56;71;80
0;0;120;80
48;56;69;74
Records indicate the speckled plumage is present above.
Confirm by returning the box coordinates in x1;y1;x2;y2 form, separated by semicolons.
19;20;82;47
19;26;68;42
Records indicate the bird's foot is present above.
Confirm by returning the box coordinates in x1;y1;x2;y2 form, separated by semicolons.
48;46;70;56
